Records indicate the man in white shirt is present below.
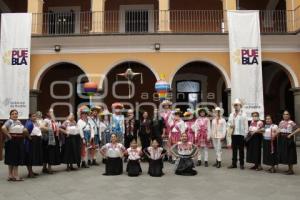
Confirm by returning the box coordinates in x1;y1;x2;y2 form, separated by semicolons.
227;99;248;169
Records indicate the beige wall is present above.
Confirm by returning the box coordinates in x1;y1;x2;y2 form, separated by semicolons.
30;51;300;90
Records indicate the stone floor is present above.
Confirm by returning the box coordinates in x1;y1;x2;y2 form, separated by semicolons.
0;148;299;200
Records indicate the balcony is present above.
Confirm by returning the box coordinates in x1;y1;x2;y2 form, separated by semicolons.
31;9;300;36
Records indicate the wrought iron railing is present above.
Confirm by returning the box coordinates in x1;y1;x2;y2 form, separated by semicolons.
31;9;298;36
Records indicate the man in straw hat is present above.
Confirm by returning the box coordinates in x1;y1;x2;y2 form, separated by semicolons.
88;106;103;166
227;99;248;170
193;107;211;167
211;107;226;168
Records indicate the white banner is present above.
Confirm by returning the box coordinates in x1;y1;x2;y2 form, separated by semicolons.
228;10;264;119
0;13;32;119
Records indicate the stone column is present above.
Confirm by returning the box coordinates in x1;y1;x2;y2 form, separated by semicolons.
30;90;40;114
158;0;170;32
222;0;237;32
27;0;44;35
91;0;106;33
286;0;300;32
225;88;231;115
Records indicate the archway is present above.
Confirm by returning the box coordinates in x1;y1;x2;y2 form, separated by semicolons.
37;62;89;119
263;61;294;123
103;61;157;117
171;61;228;115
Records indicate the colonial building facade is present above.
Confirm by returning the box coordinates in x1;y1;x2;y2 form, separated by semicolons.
0;0;299;127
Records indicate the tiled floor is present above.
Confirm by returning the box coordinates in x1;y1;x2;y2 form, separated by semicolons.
0;148;299;200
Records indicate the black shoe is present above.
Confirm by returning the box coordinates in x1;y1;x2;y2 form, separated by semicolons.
286;170;295;175
228;165;237;169
81;161;89;168
163;156;168;162
33;172;39;176
250;165;257;170
92;159;99;166
42;168;48;174
217;161;221;168
196;160;202;166
70;166;77;171
205;161;208;167
256;166;263;171
240;165;245;170
168;156;173;163
66;166;71;172
87;160;92;166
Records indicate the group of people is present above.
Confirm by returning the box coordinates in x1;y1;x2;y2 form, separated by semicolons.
1;98;299;181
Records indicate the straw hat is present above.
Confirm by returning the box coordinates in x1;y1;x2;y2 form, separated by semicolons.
214;107;224;115
100;110;112;116
79;106;90;114
111;102;124;109
90;105;103;112
197;107;209;115
161;100;172;106
232;98;243;106
183;108;194;117
173;108;182;115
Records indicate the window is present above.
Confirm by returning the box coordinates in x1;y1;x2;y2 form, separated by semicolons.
120;5;154;33
125;10;149;33
47;7;80;35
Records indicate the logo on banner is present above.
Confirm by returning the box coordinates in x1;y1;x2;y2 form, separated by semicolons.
2;48;29;66
232;48;259;66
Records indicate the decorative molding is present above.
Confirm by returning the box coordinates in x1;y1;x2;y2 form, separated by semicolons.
31;34;300;54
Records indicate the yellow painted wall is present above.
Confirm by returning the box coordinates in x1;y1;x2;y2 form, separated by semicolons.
30;51;300;89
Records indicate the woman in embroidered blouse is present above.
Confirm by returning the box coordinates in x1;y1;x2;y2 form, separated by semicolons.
246;112;264;171
24;112;43;178
262;115;278;173
41;109;61;174
1;109;28;181
100;133;126;175
125;139;143;177
144;139;167;177
171;133;198;176
277;110;300;175
60;113;81;171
